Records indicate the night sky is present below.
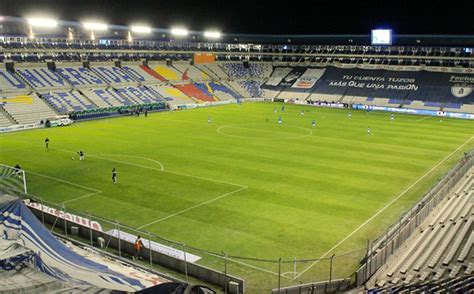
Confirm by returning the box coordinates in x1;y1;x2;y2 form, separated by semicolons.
2;0;473;35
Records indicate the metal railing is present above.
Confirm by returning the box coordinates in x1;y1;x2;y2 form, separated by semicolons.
355;150;474;287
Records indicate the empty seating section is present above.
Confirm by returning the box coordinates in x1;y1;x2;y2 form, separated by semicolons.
16;67;69;89
369;169;474;288
148;63;182;81
194;82;241;101
0;111;13;127
41;90;96;113
81;88;135;108
91;66;138;85
238;80;266;98
407;100;441;111
122;65;160;83
138;65;166;82
149;86;195;105
173;63;210;81
221;63;272;79
114;86;164;104
278;90;310;100
2;94;58;124
198;64;229;80
175;84;215;102
308;93;343;102
0;69;28;92
56;67;105;87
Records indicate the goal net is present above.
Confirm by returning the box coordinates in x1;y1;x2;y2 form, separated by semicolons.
0;164;27;194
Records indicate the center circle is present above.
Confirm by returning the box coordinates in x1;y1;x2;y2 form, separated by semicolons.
217;123;313;139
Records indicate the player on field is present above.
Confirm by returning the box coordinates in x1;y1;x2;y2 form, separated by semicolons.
112;168;117;184
281;105;285;112
312;119;316;127
348;112;352;118
390;114;395;121
78;151;84;161
367;126;372;135
274;107;277;113
208;115;212;124
278;116;282;125
300;109;305;116
14;164;22;178
45;138;50;149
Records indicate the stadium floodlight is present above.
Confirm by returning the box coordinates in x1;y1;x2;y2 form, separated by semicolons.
27;17;58;28
131;26;152;33
171;28;188;36
204;31;221;39
83;22;108;31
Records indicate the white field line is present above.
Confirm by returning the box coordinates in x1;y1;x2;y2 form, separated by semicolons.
25;170;101;193
62;191;102;204
25;146;278;275
0;146;30;153
216;124;313;140
295;135;474;279
415;116;432;123
91;154;164;171
137;186;248;229
46;146;246;188
24;170;103;204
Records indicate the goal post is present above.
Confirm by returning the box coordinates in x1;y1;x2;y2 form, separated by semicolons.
0;163;27;195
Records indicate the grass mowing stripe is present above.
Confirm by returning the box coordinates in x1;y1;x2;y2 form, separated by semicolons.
295;135;473;278
137;186;248;229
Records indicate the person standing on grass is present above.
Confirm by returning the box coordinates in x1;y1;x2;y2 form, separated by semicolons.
367;126;372;135
145;109;148;117
208;115;212;124
45;138;50;149
78;151;84;161
14;164;22;178
312;119;316;127
112;168;117;184
133;235;144;259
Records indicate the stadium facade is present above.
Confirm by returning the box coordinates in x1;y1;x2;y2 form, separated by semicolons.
0;16;473;293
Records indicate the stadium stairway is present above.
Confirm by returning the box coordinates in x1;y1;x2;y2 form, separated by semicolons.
172;62;212;81
367;168;474;288
200;64;230;80
2;94;59;124
40;90;98;114
0;106;17;126
139;64;167;82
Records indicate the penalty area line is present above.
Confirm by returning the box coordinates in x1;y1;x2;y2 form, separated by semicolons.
295;135;474;279
41;146;246;188
137;185;248;229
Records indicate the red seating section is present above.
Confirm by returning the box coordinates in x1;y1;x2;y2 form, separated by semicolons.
139;65;167;82
175;84;215;102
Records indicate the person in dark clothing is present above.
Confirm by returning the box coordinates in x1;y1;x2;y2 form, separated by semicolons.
112;168;117;184
45;138;50;148
14;164;22;178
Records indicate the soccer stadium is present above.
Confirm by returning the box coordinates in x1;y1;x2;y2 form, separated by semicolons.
0;2;473;293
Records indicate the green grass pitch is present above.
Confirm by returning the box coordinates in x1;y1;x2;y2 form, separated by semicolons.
1;102;473;292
